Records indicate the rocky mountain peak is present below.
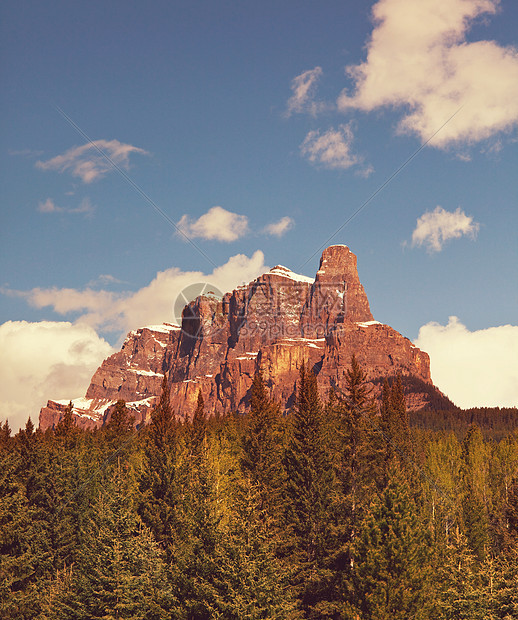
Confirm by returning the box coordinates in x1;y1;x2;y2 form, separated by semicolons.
39;246;442;430
302;244;373;330
317;244;355;273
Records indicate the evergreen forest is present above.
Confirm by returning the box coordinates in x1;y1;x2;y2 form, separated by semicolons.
1;357;518;619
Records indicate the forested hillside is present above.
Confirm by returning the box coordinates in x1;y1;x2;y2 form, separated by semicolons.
1;358;518;619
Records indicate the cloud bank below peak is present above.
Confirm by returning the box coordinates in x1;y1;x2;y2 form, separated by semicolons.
415;316;518;409
7;251;268;338
0;252;270;430
0;321;114;432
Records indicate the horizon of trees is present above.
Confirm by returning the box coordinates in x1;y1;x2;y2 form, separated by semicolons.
1;358;518;618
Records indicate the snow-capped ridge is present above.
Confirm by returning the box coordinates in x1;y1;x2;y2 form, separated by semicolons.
141;323;181;333
267;265;314;284
126;323;180;342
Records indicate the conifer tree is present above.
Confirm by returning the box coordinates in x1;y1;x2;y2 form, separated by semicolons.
461;424;490;561
0;420;11;450
380;377;411;456
138;374;178;561
169;387;222;618
377;376;417;492
351;468;433;620
390;375;406;424
343;354;371;418
24;416;34;436
434;526;488;620
505;478;518;548
0;450;43;619
423;432;463;545
214;476;300;619
52;463;174;620
283;362;334;614
20;424;95;592
55;402;76;441
326;355;379;612
1;426;74;618
338;354;378;502
490;435;518;552
379;379;396;467
16;417;37;478
241;371;283;515
490;544;518;619
149;375;176;441
189;389;207;466
105;399;134;446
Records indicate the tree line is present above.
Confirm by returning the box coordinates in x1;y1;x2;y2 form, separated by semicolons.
1;357;518;619
410;406;518;441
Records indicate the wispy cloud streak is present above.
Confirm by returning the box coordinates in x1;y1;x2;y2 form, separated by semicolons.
263;216;294;237
300;123;362;170
36;139;149;183
37;197;95;216
286;67;326;116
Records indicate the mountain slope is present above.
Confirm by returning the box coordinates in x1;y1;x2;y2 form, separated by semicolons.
40;245;447;430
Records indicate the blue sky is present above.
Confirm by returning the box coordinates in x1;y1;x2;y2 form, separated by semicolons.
1;0;517;429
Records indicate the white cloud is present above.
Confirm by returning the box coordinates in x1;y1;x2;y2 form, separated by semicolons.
415;316;518;408
1;253;268;429
110;250;267;329
355;164;375;179
38;198;61;213
411;206;479;252
9;251;268;337
36;139;149;183
286;67;326;116
176;206;249;242
337;0;518;148
300;124;362;170
37;197;95;215
263;216;294;237
72;198;95;215
0;321;114;432
92;274;124;287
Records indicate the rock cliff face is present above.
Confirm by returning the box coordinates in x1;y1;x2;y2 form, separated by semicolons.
39;245;441;430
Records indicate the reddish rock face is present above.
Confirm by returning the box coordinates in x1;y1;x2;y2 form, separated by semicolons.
86;324;181;402
39;245;441;430
302;245;373;334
